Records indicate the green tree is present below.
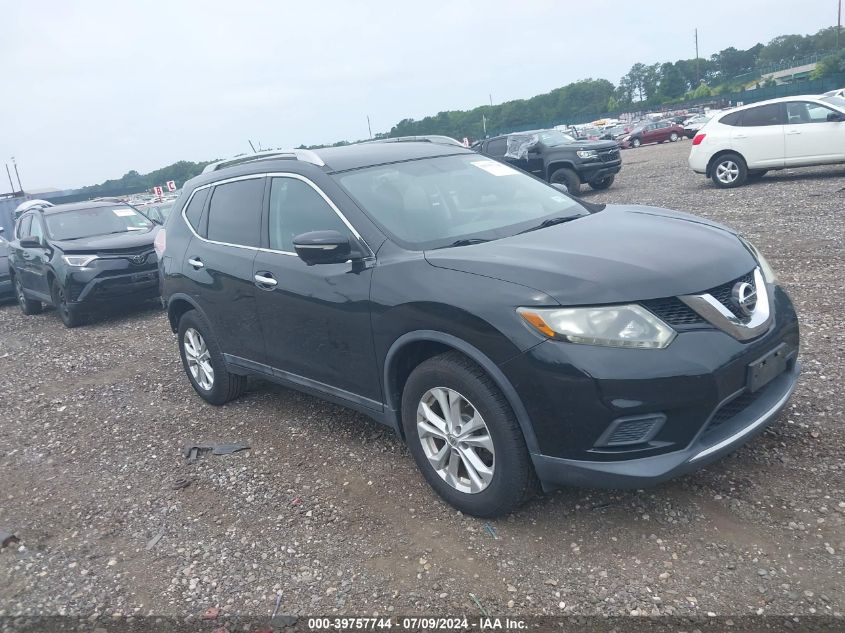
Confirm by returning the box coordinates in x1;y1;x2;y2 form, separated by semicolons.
658;62;687;99
811;49;845;79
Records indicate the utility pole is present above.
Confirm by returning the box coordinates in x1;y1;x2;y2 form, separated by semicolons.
837;0;842;49
11;157;22;192
489;94;493;107
482;113;487;136
695;28;700;84
367;115;373;139
5;163;15;194
248;140;257;153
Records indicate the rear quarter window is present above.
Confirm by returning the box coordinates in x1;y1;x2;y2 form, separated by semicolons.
183;187;210;233
719;111;742;126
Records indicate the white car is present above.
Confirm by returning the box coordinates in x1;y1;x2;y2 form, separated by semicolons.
823;88;845;98
688;95;845;188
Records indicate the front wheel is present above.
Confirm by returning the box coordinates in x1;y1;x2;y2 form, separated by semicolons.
549;167;581;196
669;132;679;142
15;276;43;315
401;351;536;518
589;175;615;190
631;137;641;148
178;310;246;405
51;280;83;327
711;153;748;188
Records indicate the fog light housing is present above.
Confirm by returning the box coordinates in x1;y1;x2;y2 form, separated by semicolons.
594;413;666;447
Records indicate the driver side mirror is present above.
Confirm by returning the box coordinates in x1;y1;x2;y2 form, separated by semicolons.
827;111;844;122
293;230;356;266
19;236;42;249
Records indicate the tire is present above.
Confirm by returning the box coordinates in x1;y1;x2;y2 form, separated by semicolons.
748;169;768;180
589;175;615;191
177;309;246;405
631;137;641;148
710;153;748;188
669;132;679;142
549;167;581;196
401;351;536;518
51;279;83;328
15;276;42;315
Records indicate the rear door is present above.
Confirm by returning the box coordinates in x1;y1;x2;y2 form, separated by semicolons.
182;176;267;363
730;103;785;168
784;100;845;165
251;174;381;405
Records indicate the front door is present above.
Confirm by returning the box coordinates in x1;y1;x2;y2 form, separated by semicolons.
16;214;51;297
251;175;381;407
784;101;845;166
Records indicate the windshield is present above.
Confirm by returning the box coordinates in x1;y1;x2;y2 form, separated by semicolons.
45;205;153;240
821;95;845;110
333;154;587;249
536;130;577;146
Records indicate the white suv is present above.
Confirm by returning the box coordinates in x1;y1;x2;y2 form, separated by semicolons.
688;95;845;188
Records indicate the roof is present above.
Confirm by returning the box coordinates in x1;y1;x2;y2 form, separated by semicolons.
316;142;470;172
39;200;131;215
729;94;841;111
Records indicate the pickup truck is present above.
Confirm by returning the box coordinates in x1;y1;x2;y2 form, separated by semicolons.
473;129;621;195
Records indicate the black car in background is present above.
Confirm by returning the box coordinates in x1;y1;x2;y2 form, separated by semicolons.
474;129;621;195
159;143;799;517
0;229;12;300
9;201;160;327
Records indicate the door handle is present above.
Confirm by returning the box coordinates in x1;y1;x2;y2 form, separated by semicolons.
786;130;801;135
254;272;277;287
734;134;748;139
187;257;204;269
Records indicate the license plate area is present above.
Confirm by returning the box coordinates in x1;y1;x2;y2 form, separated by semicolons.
747;343;792;393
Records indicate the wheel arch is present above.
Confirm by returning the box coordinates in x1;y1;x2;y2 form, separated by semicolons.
167;293;207;333
546;161;579;182
706;149;747;178
383;330;540;453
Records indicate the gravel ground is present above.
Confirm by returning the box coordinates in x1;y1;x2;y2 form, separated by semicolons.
1;141;844;624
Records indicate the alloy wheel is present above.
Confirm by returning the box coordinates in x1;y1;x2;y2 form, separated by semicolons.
416;387;495;494
716;160;739;184
183;327;214;390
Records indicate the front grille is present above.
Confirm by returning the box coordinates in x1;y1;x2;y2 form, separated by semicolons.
599;149;620;162
641;297;705;326
705;271;754;319
705;389;765;435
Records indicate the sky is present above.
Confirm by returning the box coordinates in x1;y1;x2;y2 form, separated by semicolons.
0;0;838;190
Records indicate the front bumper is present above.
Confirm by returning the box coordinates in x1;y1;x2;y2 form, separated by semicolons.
501;284;800;489
67;268;160;306
532;363;799;488
576;160;622;183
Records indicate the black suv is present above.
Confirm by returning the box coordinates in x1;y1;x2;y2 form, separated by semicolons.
9;201;161;327
160;143;799;517
474;129;621;195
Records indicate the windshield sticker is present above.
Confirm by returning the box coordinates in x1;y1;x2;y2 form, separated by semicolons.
113;208;136;217
471;160;520;176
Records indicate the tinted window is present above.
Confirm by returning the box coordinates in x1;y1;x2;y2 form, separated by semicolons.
786;101;838;124
206;179;264;247
184;187;210;232
268;178;350;252
719;111;742;126
740;104;783;127
17;215;32;239
485;138;507;156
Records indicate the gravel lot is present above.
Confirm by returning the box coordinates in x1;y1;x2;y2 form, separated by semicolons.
1;141;844;625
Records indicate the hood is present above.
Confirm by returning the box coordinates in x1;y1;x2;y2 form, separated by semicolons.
53;226;159;253
547;140;619;152
424;206;756;305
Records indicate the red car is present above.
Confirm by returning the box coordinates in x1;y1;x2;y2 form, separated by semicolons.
620;120;685;148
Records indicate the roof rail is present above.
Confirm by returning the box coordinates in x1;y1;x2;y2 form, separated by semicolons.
202;149;325;173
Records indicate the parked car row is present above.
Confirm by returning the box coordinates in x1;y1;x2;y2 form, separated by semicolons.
4;140;801;517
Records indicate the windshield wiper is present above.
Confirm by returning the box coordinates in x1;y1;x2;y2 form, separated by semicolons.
518;215;580;234
442;238;490;248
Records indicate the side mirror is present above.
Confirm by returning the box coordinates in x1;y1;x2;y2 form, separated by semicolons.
293;230;354;266
19;236;42;249
827;112;844;122
551;183;569;194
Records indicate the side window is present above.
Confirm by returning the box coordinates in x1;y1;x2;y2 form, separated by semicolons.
206;178;264;247
183;187;210;233
17;215;32;239
29;216;45;240
485;138;507;156
719;111;742;126
787;101;837;124
740;104;783;127
268;177;350;253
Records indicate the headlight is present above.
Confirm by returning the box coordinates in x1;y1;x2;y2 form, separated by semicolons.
576;150;598;159
62;254;98;267
622;135;631;141
740;238;777;283
517;305;676;349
